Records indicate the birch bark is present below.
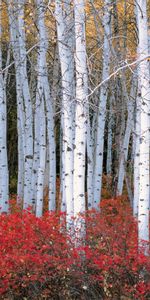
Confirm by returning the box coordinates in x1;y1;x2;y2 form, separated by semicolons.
0;1;9;213
117;76;137;196
8;0;26;203
55;0;74;225
73;0;87;227
106;93;114;176
133;81;141;216
87;116;94;209
135;0;150;250
35;0;56;214
17;0;33;209
93;0;111;208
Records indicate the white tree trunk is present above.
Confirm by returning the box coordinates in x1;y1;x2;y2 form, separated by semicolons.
35;86;46;217
17;112;25;202
55;0;74;225
0;2;9;213
8;0;26;203
117;76;137;195
35;0;56;214
17;0;33;209
73;0;87;207
133;80;141;216
87;116;94;209
31;97;40;209
44;80;56;211
73;0;87;236
93;0;111;208
60;123;66;212
136;0;150;251
106;94;114;176
8;0;33;208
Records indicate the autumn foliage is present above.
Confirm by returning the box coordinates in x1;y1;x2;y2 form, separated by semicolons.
83;198;150;299
0;198;149;299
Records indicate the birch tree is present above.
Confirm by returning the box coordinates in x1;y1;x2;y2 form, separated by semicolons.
93;0;111;208
17;0;34;209
87;115;94;208
133;80;141;216
34;0;46;216
135;0;150;251
73;0;87;225
112;0;126;191
106;93;114;176
55;0;74;225
0;0;9;213
8;0;34;208
35;0;56;215
117;76;137;196
8;0;25;203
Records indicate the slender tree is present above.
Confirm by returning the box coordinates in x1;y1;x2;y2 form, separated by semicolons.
117;75;137;196
133;78;141;216
106;92;114;176
73;0;87;227
35;0;56;215
135;0;150;252
93;0;111;208
17;0;34;209
55;0;74;225
0;0;9;213
8;0;34;208
8;0;26;203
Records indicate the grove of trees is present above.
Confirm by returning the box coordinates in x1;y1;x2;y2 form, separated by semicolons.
0;0;150;298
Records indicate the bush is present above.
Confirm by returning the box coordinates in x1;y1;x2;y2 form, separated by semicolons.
0;198;149;299
0;211;78;299
82;198;150;299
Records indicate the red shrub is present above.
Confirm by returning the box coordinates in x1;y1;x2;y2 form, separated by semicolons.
82;198;150;299
0;211;78;298
0;198;149;299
